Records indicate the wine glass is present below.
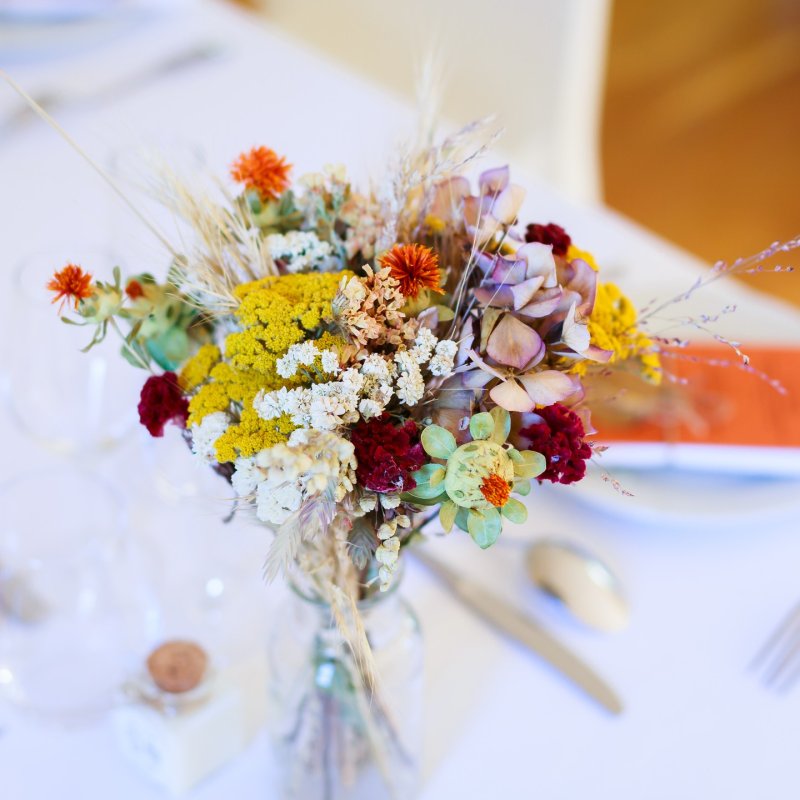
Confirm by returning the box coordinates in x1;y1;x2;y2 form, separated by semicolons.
0;246;142;458
0;469;155;722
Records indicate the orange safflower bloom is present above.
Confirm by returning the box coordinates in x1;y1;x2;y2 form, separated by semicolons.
230;146;291;202
47;264;94;311
379;243;444;299
125;279;145;300
480;472;512;507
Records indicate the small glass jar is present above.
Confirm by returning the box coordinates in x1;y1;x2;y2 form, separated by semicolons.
267;569;423;800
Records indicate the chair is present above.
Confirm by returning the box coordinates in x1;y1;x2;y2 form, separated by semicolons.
259;0;612;205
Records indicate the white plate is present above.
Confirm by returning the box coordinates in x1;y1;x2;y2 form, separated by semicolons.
562;465;800;529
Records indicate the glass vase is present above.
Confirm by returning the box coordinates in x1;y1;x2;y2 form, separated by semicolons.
267;571;423;800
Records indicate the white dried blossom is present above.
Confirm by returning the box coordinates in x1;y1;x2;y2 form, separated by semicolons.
394;514;411;528
235;431;358;525
394;350;425;406
358;493;378;513
320;349;341;375
266;230;338;273
232;456;261;497
429;338;458;377
357;398;383;419
379;494;401;509
377;521;397;540
376;534;401;591
190;411;230;463
276;341;320;378
410;326;437;364
255;482;302;525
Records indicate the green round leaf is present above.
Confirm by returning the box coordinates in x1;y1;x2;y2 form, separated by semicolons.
467;507;501;549
501;497;527;524
439;500;458;533
514;450;546;479
429;466;446;487
454;507;471;533
513;478;532;497
469;412;494;441
489;406;511;444
421;425;457;459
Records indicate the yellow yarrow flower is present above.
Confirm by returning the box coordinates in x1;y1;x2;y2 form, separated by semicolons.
179;344;221;392
226;271;348;379
567;244;599;272
571;282;661;384
214;409;296;463
181;272;351;463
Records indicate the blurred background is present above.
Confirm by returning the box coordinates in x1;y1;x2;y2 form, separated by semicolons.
239;0;800;305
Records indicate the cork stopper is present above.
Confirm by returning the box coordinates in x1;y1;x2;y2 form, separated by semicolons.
146;640;208;694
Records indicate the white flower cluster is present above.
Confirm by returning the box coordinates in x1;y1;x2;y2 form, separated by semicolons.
276;341;341;380
190;411;230;463
255;329;458;432
375;514;411;591
266;230;339;273
231;429;356;525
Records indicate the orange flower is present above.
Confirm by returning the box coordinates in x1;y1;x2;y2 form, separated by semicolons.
479;472;512;507
230;146;291;202
125;279;145;300
47;264;94;311
379;243;444;299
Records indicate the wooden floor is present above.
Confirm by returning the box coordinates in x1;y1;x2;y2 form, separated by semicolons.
602;0;800;306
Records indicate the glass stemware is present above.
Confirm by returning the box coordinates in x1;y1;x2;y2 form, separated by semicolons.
0;246;141;458
0;469;155;722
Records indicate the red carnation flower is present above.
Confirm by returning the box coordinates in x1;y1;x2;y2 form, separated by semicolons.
351;414;425;493
516;403;591;485
524;222;571;257
137;372;189;437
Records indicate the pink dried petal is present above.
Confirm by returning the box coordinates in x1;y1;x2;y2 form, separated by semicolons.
518;370;580;407
479;165;510;195
490;378;535;412
491;184;526;225
487;315;545;371
509;276;546;310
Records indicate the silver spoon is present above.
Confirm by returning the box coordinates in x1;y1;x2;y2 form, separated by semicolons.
525;539;629;633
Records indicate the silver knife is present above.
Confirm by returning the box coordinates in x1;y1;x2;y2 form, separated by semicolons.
412;547;624;715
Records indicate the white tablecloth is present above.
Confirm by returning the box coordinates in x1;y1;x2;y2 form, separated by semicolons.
2;3;800;798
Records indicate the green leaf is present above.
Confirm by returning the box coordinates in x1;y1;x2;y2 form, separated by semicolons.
400;490;448;507
429;466;446;487
514;450;547;479
489;406;511;444
501;497;527;524
513;478;532;496
404;481;448;501
467;507;501;549
420;425;457;459
439;500;458;533
433;304;455;322
454;507;470;533
469;412;494;441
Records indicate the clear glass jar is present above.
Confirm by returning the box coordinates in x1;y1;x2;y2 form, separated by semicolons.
267;570;423;800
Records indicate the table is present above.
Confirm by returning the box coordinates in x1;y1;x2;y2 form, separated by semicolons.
2;3;800;798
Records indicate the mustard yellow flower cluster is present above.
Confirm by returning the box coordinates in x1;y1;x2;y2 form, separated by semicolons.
225;271;349;381
179;344;221;392
178;272;351;464
574;282;661;383
567;244;598;272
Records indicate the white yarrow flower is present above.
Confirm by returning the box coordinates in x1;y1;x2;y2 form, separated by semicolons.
190;412;230;463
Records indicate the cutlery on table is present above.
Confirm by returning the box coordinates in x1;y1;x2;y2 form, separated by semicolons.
0;42;223;139
752;600;800;691
412;547;624;715
525;538;630;633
